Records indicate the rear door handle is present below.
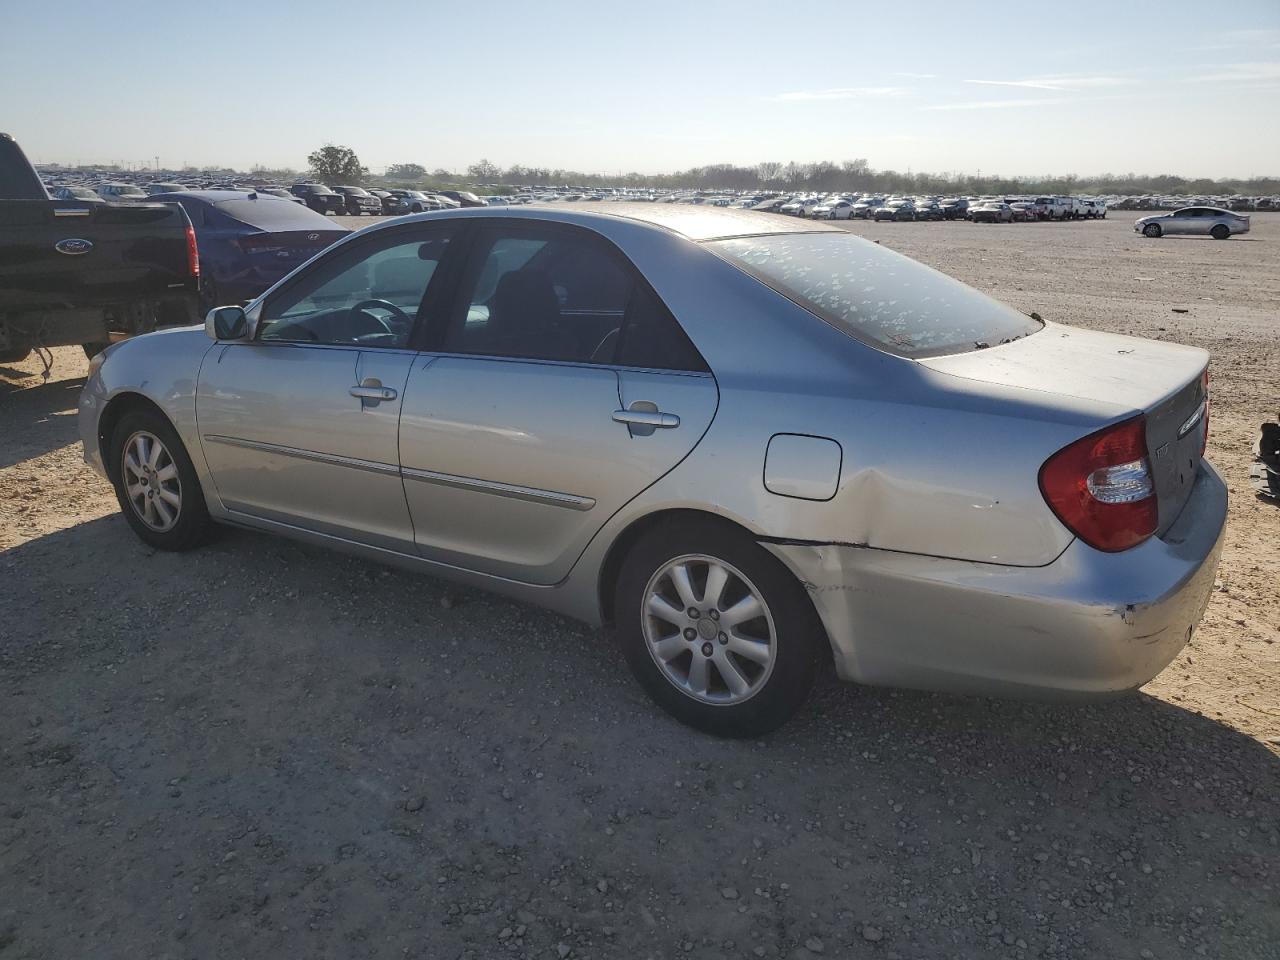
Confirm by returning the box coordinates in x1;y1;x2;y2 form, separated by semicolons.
613;409;679;429
350;385;397;401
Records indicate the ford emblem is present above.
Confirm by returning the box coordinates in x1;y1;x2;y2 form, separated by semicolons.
55;238;93;255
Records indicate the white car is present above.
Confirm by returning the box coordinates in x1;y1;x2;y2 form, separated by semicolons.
812;199;855;220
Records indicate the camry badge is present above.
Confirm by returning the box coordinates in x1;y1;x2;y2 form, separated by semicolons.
55;238;93;255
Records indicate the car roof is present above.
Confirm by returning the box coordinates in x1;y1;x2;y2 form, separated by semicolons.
147;189;297;204
452;202;843;241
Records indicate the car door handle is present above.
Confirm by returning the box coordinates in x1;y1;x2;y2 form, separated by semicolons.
613;409;680;429
350;385;397;401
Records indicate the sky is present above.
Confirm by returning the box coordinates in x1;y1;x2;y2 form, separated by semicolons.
2;0;1278;179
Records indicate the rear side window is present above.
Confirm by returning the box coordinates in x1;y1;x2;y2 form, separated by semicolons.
441;225;708;372
706;232;1042;358
443;229;631;363
617;284;708;372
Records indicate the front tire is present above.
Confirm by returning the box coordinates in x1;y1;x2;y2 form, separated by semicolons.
109;409;212;551
614;518;820;737
1143;223;1163;238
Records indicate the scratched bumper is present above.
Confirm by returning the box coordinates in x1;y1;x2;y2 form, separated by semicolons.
767;462;1227;698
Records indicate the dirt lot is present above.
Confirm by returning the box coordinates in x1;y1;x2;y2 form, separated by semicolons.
2;213;1277;960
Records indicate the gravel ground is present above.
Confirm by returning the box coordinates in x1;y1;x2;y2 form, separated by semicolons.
1;213;1277;960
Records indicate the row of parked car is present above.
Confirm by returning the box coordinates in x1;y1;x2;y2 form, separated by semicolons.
757;194;1107;222
1109;195;1278;212
43;178;490;216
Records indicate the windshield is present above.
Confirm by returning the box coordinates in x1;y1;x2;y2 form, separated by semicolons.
115;186;145;196
705;232;1043;358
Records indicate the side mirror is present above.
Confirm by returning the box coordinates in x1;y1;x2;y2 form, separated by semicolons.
205;305;248;341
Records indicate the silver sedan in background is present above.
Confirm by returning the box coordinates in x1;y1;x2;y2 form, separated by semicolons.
79;205;1226;736
1135;206;1250;239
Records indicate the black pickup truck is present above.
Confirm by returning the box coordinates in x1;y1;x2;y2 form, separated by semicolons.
0;132;199;362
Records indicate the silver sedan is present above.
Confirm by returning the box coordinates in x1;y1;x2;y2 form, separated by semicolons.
79;205;1226;736
1135;206;1250;239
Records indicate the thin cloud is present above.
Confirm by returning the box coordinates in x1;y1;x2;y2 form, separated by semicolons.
923;97;1067;111
1198;27;1280;50
964;75;1134;91
1187;61;1280;83
769;86;908;102
893;71;937;79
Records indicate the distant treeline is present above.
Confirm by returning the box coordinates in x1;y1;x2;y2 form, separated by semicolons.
449;159;1280;197
42;156;1280;197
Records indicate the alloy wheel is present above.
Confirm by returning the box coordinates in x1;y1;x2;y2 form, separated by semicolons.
641;554;777;705
121;430;182;531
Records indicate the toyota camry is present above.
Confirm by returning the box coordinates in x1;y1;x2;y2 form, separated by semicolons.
79;205;1226;736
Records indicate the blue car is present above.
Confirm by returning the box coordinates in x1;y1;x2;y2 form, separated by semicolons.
146;190;347;309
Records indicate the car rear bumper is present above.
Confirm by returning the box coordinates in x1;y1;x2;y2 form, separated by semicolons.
765;461;1227;699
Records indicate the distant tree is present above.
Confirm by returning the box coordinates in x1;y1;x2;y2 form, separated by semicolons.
307;144;367;185
467;158;501;181
386;162;426;180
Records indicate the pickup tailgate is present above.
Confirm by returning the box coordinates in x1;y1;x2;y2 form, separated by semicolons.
921;323;1209;535
0;199;196;311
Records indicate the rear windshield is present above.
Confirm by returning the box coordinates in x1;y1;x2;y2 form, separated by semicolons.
706;232;1043;358
212;197;337;229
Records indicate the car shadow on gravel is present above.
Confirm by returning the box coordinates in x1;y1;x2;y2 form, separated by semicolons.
3;516;1278;959
0;374;84;469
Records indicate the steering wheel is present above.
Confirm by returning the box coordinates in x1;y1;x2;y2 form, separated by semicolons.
350;299;411;336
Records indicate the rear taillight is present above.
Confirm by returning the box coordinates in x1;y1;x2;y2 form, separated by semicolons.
1201;368;1210;456
185;224;199;278
1039;415;1157;552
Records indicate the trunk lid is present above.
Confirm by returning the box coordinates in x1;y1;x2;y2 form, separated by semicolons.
237;229;344;267
920;323;1209;535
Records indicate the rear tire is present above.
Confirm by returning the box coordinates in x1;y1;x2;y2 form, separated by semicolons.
614;518;821;737
109;408;213;551
0;348;31;364
1143;223;1163;238
1210;224;1230;240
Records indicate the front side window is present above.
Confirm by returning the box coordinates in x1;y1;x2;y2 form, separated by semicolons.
440;226;706;371
258;230;453;347
707;232;1043;358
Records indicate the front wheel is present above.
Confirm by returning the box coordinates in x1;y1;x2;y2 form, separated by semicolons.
614;519;821;737
1210;224;1230;240
110;408;213;551
1143;223;1163;238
